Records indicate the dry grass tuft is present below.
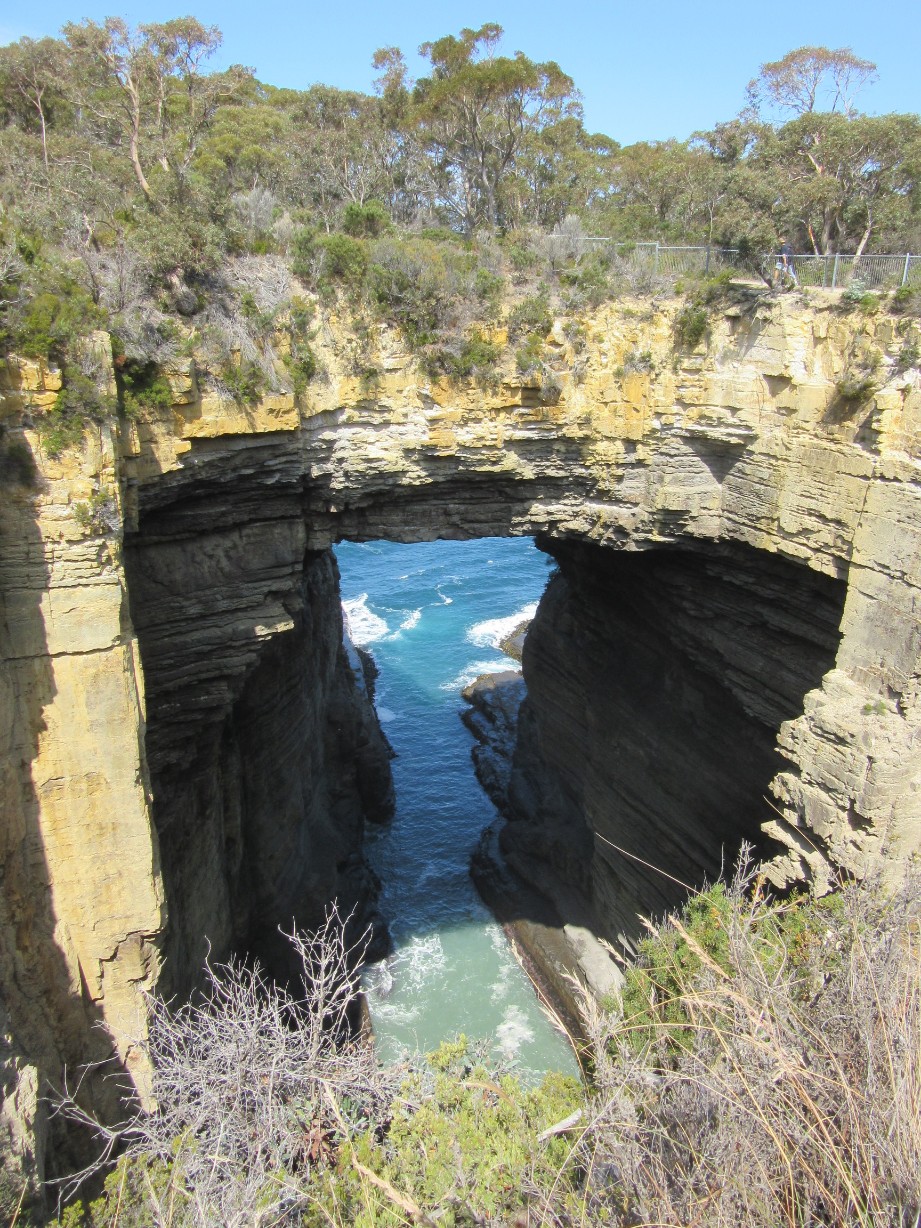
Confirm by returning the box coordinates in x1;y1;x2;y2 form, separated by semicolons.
569;854;921;1227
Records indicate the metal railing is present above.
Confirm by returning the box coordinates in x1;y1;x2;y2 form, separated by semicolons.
573;237;920;289
782;252;921;290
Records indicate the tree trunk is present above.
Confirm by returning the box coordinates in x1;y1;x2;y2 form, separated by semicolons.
127;80;155;204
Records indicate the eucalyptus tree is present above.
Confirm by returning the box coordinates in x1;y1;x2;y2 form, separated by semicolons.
62;17;250;205
746;45;878;122
380;23;583;232
0;37;71;168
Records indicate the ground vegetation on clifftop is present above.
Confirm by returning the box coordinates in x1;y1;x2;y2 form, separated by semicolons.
1;22;920;458
44;861;919;1228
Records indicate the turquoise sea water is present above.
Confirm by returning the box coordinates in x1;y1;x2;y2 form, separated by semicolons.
334;537;577;1078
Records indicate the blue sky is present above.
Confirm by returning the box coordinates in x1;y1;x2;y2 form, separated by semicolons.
3;0;918;144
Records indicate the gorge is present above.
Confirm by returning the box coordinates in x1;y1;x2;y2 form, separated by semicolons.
2;287;920;1193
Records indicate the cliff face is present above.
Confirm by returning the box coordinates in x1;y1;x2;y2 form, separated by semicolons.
502;537;847;951
1;288;920;1188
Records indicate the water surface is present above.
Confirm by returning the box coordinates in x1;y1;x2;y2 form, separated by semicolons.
335;537;576;1078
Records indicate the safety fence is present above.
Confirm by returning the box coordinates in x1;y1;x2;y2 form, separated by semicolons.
576;237;921;289
781;252;921;290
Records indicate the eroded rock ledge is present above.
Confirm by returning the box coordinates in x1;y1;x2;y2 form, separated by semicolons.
2;288;920;1190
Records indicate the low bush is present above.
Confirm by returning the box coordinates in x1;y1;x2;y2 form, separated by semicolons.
673;301;709;349
116;359;174;418
836;369;879;402
507;292;552;340
426;331;502;380
579;855;921;1227
218;359;266;405
368;236;457;348
51;862;920;1228
342;200;390;239
515;332;544;374
73;488;120;537
317;234;369;286
891;284;921;316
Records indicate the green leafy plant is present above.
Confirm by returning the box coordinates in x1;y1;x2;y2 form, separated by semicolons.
673;301;709;349
116;358;174;418
835;369;879;402
318;233;369;285
38;365;115;457
342;200;390;239
515;332;544;374
622;348;654;374
73;487;120;536
507;292;552;340
219;359;266;405
425;331;502;380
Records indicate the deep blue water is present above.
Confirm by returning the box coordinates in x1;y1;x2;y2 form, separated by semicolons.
334;537;576;1077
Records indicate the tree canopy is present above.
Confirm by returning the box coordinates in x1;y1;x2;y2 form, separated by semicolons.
0;20;918;374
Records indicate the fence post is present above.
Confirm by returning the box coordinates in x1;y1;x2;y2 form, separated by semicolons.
654;243;660;276
705;244;711;276
903;253;912;288
832;253;840;289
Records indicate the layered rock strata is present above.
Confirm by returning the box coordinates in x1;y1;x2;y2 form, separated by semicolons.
502;536;847;953
2;288;921;1185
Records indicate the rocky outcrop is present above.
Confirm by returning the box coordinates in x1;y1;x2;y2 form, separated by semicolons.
0;358;393;1194
501;537;847;953
2;287;920;1185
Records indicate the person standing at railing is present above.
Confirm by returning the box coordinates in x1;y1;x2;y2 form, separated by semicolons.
774;238;799;288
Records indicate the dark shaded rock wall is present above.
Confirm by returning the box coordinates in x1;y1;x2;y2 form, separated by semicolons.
502;537;847;950
124;511;393;991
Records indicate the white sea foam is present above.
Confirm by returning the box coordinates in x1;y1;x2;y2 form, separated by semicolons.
342;594;389;646
375;705;398;724
363;960;394;999
466;602;538;651
495;1004;535;1059
394;933;447;991
398;608;422;633
439;658;511;692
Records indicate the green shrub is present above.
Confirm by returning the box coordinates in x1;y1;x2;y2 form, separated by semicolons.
291;227;319;280
891;284;921;315
369;237;454;348
116;358;174;418
507;292;552;340
342;200;390;239
220;359;266;405
504;233;540;275
841;280;879;313
515;332;544;373
836;369;878;402
73;487;120;536
327;1046;583;1226
473;266;504;316
673;301;709;349
11;280;102;362
38;365;115;457
621;348;654;375
318;233;369;285
238;290;278;338
559;252;613;309
38;409;88;458
898;342;920;369
426;331;502;380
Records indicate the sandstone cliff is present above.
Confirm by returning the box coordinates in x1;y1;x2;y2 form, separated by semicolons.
1;286;920;1190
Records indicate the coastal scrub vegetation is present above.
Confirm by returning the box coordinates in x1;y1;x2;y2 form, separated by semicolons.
45;856;920;1228
1;24;920;447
